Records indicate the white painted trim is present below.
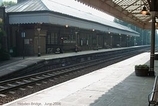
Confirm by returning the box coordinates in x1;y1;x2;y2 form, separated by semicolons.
8;12;139;36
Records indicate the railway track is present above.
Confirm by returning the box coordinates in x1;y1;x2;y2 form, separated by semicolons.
0;49;146;95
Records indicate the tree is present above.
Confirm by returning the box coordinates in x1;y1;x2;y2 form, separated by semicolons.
114;18;129;26
0;22;4;49
114;18;150;45
0;21;10;61
1;1;16;7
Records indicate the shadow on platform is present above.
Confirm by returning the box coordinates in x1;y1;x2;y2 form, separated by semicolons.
89;71;154;106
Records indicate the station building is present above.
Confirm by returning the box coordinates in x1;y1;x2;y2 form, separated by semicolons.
4;0;139;56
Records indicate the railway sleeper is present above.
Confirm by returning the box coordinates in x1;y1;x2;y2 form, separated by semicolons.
0;86;8;89
23;79;31;83
30;78;39;81
42;74;50;77
7;84;16;87
16;81;25;85
47;73;54;76
0;94;6;97
36;76;44;79
148;76;158;106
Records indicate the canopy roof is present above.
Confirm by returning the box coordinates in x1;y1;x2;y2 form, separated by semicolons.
77;0;157;29
6;0;139;36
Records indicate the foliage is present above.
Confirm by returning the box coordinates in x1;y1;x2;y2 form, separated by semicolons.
114;18;129;26
0;22;10;61
114;18;140;31
114;18;151;45
135;64;149;76
0;48;10;60
135;64;149;69
1;1;16;7
0;22;5;49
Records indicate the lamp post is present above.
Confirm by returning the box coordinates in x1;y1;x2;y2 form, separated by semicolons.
110;35;112;48
119;35;121;47
149;12;156;76
148;0;158;76
142;29;144;45
37;27;41;57
127;35;128;47
21;32;25;59
75;31;78;52
97;34;98;49
134;37;136;46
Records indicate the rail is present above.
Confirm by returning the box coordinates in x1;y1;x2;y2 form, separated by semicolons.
0;49;140;94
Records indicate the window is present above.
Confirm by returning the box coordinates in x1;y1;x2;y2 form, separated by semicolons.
47;32;58;44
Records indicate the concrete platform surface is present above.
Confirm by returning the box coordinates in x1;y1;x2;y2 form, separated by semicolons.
3;52;155;106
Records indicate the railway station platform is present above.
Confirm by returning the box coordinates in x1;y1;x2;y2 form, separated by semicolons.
0;46;145;78
2;52;156;106
0;48;111;78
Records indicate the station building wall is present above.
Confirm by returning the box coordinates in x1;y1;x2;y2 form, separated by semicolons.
9;23;136;56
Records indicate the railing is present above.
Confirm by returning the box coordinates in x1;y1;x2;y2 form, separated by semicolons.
148;76;158;106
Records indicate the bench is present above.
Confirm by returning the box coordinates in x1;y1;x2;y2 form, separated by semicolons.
148;76;158;106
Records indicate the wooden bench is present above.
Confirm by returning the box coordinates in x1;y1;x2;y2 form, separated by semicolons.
148;76;158;106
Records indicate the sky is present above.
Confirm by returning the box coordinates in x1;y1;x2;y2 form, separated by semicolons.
2;0;114;21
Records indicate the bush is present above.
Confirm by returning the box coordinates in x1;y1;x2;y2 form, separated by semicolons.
135;64;149;76
0;49;10;61
135;64;149;69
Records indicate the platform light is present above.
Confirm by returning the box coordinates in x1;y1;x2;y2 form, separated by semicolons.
92;29;95;31
108;32;111;34
141;6;147;15
65;25;69;28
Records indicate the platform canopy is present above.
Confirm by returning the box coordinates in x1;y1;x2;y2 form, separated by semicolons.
77;0;158;29
76;0;158;75
6;0;139;36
